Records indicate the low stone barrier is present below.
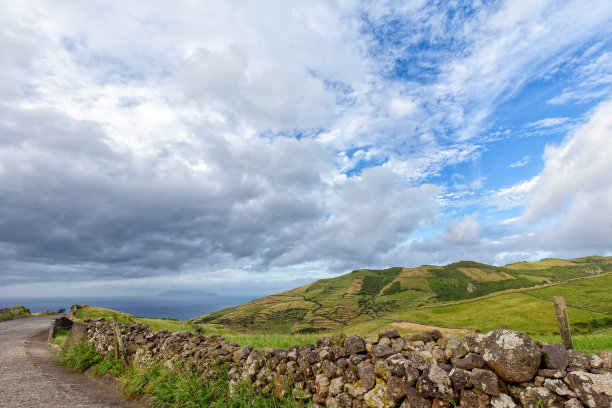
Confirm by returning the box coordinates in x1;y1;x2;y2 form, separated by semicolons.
68;320;612;408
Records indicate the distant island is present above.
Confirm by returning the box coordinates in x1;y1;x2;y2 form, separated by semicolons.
157;289;218;298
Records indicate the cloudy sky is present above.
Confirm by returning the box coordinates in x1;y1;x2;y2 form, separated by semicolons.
1;0;612;298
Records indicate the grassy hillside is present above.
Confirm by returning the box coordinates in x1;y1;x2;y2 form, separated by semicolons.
191;256;612;335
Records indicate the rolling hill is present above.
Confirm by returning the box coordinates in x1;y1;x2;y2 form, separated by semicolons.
191;256;612;336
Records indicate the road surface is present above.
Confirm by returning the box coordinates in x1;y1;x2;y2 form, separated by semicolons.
0;315;138;407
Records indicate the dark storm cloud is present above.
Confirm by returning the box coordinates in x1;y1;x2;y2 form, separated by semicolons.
0;105;334;283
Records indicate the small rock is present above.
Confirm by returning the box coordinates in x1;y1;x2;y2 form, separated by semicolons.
542;344;569;370
401;386;432;408
452;353;485;370
490;393;518;408
459;388;489;407
596;350;612;370
417;364;456;400
357;361;376;390
449;367;472;391
330;377;345;396
544;378;576;398
379;329;401;339
564;398;585;408
519;387;564;408
470;368;499;396
371;344;394;359
568;350;591;371
345;335;366;354
386;376;406;403
364;379;394;408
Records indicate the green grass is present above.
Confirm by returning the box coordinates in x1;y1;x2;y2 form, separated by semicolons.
57;338;102;372
72;306;195;332
389;292;612;335
59;338;309;407
526;274;612;312
93;355;127;377
122;362;310;408
222;333;320;349
51;329;70;348
534;332;612;354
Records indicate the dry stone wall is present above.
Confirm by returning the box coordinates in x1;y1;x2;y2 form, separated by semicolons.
74;320;612;408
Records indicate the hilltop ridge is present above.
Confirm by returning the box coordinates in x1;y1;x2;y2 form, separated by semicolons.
191;256;612;335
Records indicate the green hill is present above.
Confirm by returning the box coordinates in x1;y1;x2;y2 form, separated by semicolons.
191;256;612;335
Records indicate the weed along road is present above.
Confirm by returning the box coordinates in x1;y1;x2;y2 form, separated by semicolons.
0;315;138;408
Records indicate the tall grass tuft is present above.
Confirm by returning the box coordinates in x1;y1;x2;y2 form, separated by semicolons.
57;339;102;372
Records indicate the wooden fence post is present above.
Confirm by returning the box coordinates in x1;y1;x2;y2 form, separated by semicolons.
112;318;127;363
553;296;573;350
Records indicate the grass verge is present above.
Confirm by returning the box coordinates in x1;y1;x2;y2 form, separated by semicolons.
534;332;612;354
57;338;102;372
57;338;310;407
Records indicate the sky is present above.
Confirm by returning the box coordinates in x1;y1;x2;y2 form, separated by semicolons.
1;0;612;298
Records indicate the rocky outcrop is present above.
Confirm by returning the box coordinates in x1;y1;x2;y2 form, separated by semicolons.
67;321;611;408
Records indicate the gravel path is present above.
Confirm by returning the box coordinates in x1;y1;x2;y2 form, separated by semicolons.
0;315;138;408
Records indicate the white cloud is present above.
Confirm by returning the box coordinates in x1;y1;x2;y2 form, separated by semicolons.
524;97;612;222
443;214;480;245
526;117;569;128
508;156;530;168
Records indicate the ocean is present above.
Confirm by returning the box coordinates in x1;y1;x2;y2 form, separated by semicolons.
0;295;255;321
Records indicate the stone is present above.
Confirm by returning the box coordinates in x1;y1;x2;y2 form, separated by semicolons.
544;378;576;398
597;350;612;370
452;353;485;370
326;395;340;408
407;351;429;370
330;332;347;347
392;338;406;353
322;360;339;378
379;329;401;339
591;354;604;369
338;393;353;408
566;371;612;408
460;335;481;353
519;387;564;408
417;364;456;400
345;380;369;398
449;368;471;391
542;344;569;370
470;368;499;396
330;377;346;396
568;350;591;371
490;393;518;408
375;360;392;381
345;335;367;354
358;361;376;390
364;379;394;408
315;374;330;397
564;398;585;408
386;376;406;403
538;368;566;378
402;386;432;408
479;329;542;383
459;388;489;407
371;344;394;359
432;347;447;363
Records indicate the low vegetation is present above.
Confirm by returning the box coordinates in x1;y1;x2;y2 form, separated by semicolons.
57;338;309;407
0;305;31;321
71;306;196;332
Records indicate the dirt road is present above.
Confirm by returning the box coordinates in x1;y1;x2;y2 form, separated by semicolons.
0;315;138;407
